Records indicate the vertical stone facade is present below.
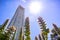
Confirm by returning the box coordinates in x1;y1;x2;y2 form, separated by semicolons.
7;5;24;40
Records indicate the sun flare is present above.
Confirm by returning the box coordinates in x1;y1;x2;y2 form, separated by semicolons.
28;1;43;15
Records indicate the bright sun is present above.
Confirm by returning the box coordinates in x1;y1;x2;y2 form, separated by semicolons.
28;1;43;15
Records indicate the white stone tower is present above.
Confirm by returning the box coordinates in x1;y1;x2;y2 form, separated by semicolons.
7;5;24;40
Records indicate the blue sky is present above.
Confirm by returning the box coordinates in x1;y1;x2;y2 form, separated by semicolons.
0;0;60;40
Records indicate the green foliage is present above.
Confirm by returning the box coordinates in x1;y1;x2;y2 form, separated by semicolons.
0;31;10;40
51;24;60;40
25;36;31;40
0;19;9;31
38;34;42;40
35;36;38;40
0;19;9;40
12;31;16;40
25;17;31;40
38;17;49;40
19;27;22;40
53;24;60;35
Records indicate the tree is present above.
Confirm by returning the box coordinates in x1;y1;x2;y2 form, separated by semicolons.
0;33;9;40
19;27;22;40
51;24;60;40
0;19;9;31
0;26;16;40
53;24;60;35
24;17;31;40
0;19;9;40
35;36;38;40
0;29;10;40
37;17;49;40
38;34;42;40
0;25;2;27
8;26;16;40
22;35;24;40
